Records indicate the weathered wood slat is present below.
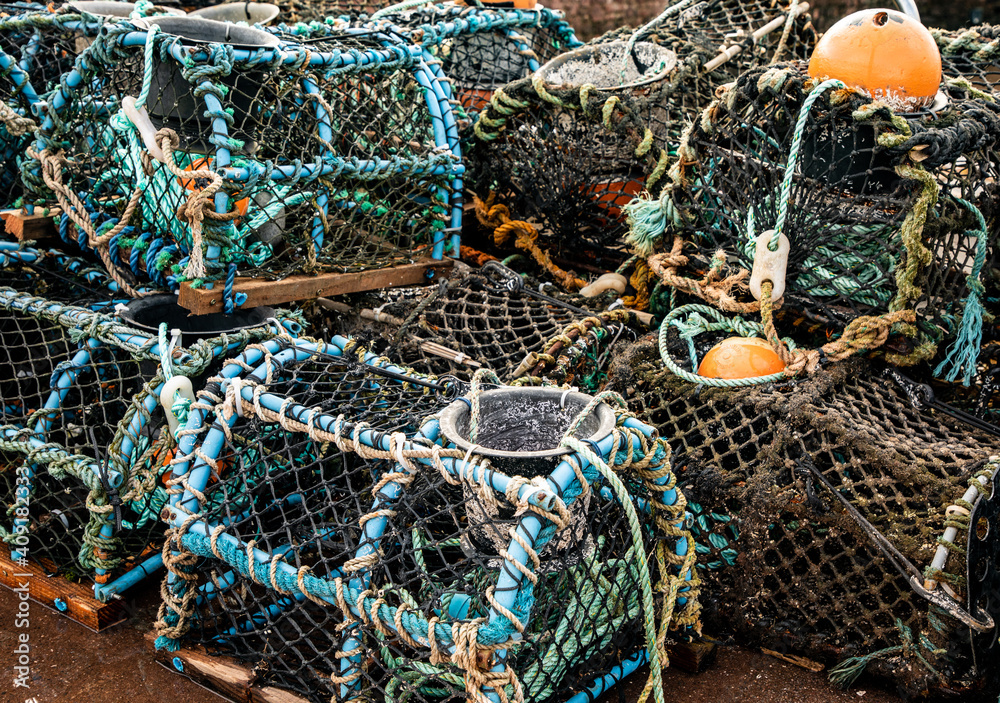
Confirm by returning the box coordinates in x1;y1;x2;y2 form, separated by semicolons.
1;208;62;244
146;632;310;703
0;551;125;631
178;258;453;314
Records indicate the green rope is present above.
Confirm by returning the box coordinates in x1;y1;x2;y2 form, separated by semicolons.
560;430;665;703
770;78;845;251
828;619;945;689
933;197;988;385
135;23;161;110
657;305;791;387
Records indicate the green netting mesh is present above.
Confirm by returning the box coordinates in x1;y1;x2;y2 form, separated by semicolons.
26;18;461;299
154;341;699;703
636;61;999;383
0;274;292;583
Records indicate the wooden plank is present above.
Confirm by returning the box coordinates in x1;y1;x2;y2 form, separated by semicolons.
0;550;125;631
178;258;454;314
147;632;310;703
666;640;717;673
1;208;62;244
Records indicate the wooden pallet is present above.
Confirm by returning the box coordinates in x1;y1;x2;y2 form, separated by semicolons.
1;208;62;245
146;632;309;703
177;258;454;314
147;628;711;702
0;550;126;631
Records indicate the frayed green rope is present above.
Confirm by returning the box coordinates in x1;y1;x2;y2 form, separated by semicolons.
934;197;988;386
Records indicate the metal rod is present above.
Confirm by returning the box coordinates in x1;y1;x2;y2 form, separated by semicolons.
703;2;811;73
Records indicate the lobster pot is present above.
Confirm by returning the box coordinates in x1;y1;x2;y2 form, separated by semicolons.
308;263;621;381
155;343;698;703
0;3;180;206
605;334;1000;698
665;63;999;349
0;289;289;589
467;0;815;260
371;3;581;119
29;19;463;298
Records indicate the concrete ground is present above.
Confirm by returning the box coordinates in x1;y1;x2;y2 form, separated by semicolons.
0;581;904;703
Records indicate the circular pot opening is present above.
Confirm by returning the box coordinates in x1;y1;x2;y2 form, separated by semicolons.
189;3;280;26
439;387;615;477
145;16;280;48
118;294;274;342
537;41;677;91
143;16;278;150
69;1;186;17
441;387;611;565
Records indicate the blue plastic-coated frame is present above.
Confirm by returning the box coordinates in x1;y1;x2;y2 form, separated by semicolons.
158;337;694;703
0;287;295;598
32;20;464;290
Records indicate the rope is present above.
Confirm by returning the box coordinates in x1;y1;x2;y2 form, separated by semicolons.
828;619;945;689
473;194;585;292
933;197;988;385
658;290;915;386
154;130;239;281
770;78;845;251
0;101;37;137
154;346;699;700
28;148;145;298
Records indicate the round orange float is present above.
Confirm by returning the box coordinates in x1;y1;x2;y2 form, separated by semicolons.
808;9;941;111
178;157;249;217
698;337;786;379
456;0;536;7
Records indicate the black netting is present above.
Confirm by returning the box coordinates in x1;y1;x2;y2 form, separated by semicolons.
0;284;286;583
605;333;1000;697
0;5;183;206
466;0;816;259
1;247;128;311
301;265;620;381
376;4;582;122
175;443;658;703
936;24;1000;95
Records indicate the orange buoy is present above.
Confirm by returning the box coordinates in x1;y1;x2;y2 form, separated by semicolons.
808;9;941;112
179;157;249;216
456;0;536;7
698;337;786;379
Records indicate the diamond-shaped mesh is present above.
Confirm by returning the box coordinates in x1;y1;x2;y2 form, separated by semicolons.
0;279;286;584
466;0;816;258
156;348;696;703
662;61;999;348
606;333;1000;697
27;19;461;296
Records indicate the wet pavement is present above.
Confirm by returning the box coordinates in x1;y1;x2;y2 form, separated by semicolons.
0;581;904;703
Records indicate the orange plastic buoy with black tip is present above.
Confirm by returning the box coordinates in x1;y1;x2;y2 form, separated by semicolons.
698;337;786;379
179;157;249;216
808;9;941;112
456;0;536;7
